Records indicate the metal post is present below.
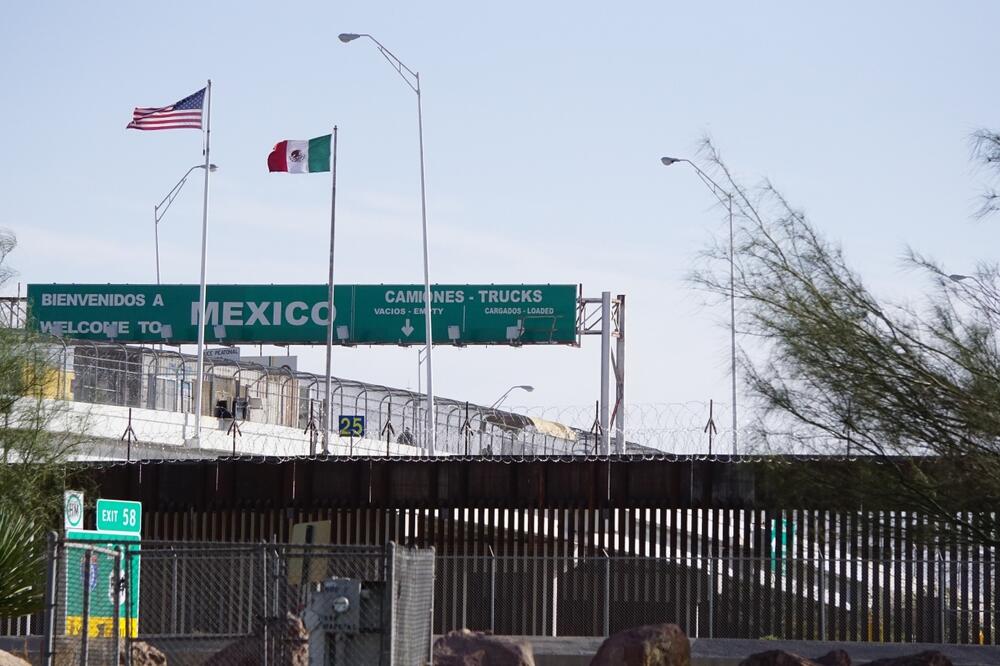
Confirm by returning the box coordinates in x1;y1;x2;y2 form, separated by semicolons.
603;549;611;636
428;548;436;666
599;291;611;455
191;79;213;448
938;550;947;643
818;550;826;641
323;127;339;455
112;550;121;666
124;547;132;666
153;206;160;285
727;193;738;455
43;531;58;666
261;548;268;666
489;546;496;634
80;548;92;666
171;553;178;633
614;294;626;453
416;75;436;457
708;556;715;638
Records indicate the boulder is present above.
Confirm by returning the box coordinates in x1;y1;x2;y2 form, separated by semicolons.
433;630;535;666
814;650;851;666
124;642;167;666
0;650;31;666
590;623;690;666
739;650;819;666
865;652;953;666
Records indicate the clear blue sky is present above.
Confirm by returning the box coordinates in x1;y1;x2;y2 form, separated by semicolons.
2;1;998;426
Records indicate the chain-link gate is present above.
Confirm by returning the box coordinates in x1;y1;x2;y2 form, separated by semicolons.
43;537;434;665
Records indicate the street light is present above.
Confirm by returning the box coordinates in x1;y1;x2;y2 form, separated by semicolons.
661;155;739;455
154;163;218;284
340;32;437;455
490;385;534;410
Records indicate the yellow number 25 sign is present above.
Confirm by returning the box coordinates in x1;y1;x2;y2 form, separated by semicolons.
338;415;365;438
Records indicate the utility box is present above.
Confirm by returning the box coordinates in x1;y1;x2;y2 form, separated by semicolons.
304;577;385;664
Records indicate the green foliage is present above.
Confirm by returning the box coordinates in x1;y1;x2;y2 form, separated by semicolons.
0;231;83;526
0;508;45;617
0;230;85;620
692;135;1000;547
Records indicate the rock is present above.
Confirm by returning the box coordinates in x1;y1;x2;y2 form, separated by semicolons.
865;652;953;666
283;612;309;666
815;650;851;666
433;629;535;666
739;650;819;666
590;623;690;666
123;642;167;666
0;650;31;666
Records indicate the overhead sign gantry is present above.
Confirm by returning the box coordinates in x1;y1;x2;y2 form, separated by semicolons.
27;283;577;346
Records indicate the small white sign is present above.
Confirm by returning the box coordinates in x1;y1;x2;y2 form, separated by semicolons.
204;347;240;363
64;490;84;530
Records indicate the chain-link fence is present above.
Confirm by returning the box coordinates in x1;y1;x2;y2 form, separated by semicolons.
42;537;434;665
434;554;998;644
24;338;749;460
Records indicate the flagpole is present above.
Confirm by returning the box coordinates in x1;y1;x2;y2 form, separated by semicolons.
322;127;338;455
191;79;212;447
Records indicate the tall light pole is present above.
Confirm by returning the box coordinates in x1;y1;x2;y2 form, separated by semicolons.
339;32;437;455
661;156;738;455
154;164;218;284
490;385;534;410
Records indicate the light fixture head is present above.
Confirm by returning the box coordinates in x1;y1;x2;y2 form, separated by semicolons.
338;33;361;43
208;164;219;172
518;385;535;392
660;156;682;166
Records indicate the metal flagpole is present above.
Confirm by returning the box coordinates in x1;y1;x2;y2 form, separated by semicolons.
322;127;338;455
191;79;212;447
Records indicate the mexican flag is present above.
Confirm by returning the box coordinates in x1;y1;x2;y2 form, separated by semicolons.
267;134;332;173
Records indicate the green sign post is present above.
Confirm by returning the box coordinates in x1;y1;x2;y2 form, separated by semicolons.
27;283;578;346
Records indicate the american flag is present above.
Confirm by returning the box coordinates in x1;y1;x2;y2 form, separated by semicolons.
127;88;205;131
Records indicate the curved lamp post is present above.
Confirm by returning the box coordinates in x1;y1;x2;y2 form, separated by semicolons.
661;156;738;455
154;163;218;284
490;385;534;410
340;32;436;455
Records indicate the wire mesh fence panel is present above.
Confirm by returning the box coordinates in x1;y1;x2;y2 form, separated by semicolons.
42;539;443;665
432;554;998;643
26;338;762;459
53;541;124;666
389;543;435;666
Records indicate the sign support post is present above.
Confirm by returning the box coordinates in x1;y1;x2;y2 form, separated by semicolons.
600;291;611;454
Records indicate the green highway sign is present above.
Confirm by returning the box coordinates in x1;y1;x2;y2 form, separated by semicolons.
96;499;141;535
27;283;578;346
65;529;140;637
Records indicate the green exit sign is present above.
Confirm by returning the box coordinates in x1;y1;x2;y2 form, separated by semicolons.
96;499;142;535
